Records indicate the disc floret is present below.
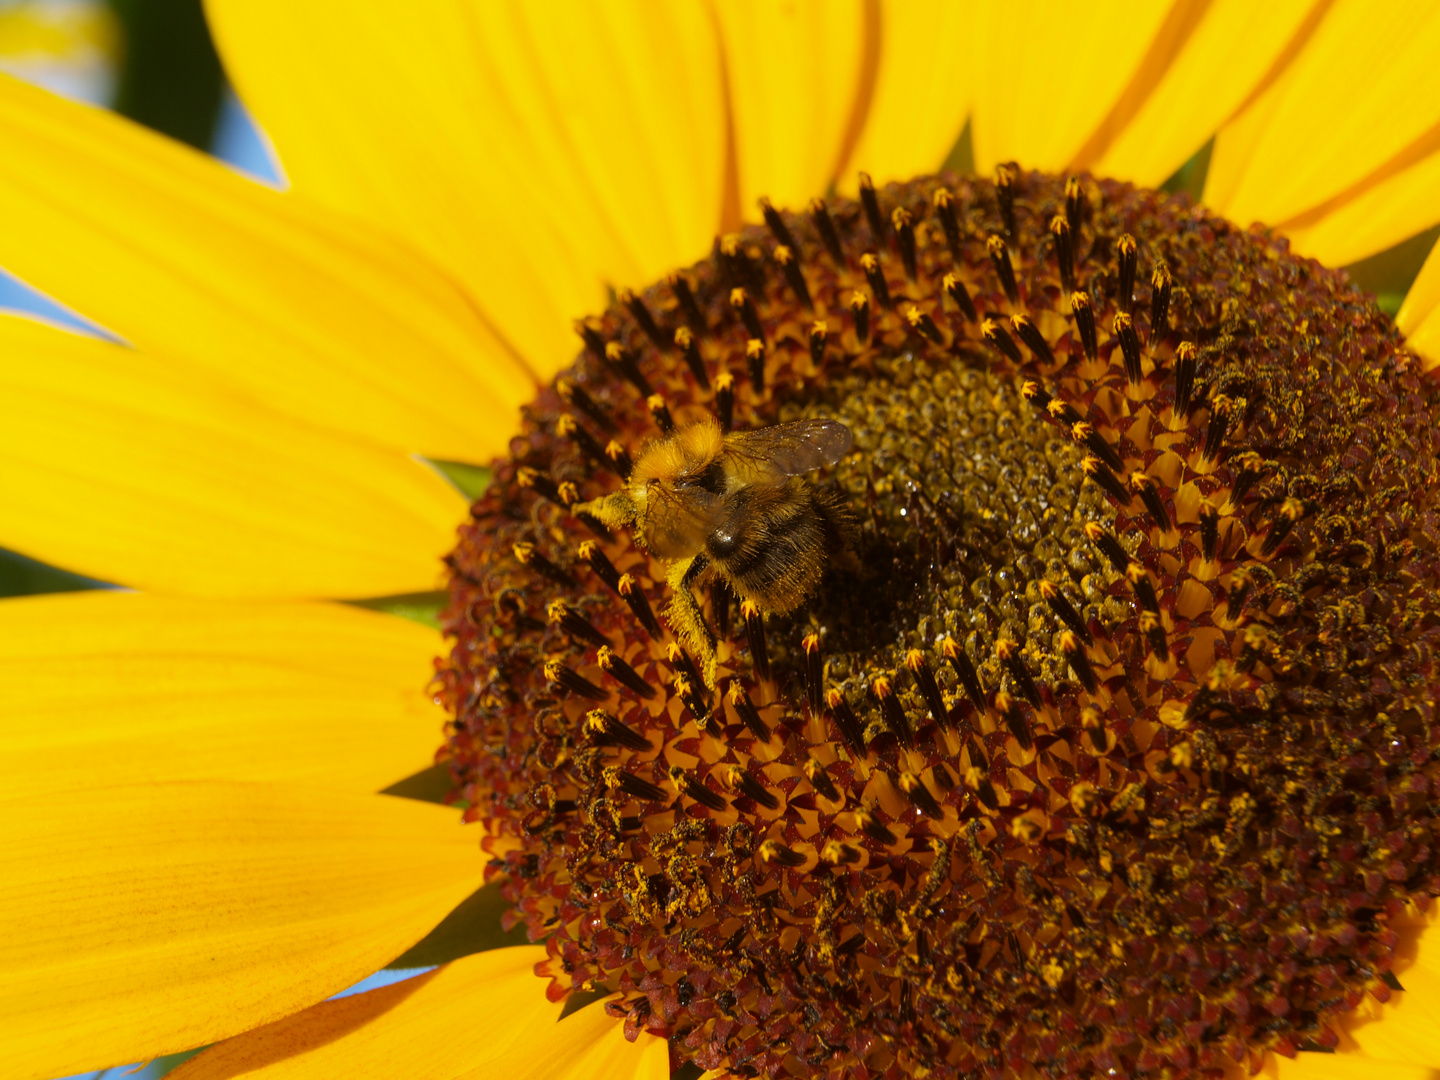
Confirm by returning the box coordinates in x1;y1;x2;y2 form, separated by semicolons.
438;168;1440;1080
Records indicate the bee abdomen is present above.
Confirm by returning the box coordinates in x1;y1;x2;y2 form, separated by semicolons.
709;482;830;614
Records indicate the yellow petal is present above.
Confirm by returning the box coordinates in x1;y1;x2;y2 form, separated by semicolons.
1396;236;1440;369
1091;0;1321;186
1259;1057;1440;1080
554;1019;671;1080
1283;148;1440;267
1321;907;1440;1066
1341;967;1440;1066
846;0;973;186
0;313;465;597
967;0;1175;175
168;947;554;1080
1249;910;1440;1078
207;0;727;379
0;591;445;799
456;1002;671;1080
1205;0;1440;261
463;1;727;289
173;953;665;1080
2;781;483;1080
0;72;535;461
712;0;870;215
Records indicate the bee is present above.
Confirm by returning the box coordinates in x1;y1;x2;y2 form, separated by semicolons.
581;415;854;683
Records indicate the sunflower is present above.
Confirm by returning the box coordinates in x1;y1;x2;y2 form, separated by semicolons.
6;2;1440;1079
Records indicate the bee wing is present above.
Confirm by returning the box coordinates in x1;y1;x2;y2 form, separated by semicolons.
640;482;725;559
725;418;854;480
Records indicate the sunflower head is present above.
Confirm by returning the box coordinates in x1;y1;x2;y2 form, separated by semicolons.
438;169;1440;1079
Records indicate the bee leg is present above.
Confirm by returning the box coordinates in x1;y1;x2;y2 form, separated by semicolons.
576;491;637;530
665;554;718;687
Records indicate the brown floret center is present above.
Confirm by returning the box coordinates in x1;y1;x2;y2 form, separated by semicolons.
438;168;1440;1080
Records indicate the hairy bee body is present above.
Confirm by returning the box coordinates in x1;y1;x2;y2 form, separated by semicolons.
700;478;848;614
581;415;853;682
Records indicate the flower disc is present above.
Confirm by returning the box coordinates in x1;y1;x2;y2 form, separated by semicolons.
438;170;1440;1080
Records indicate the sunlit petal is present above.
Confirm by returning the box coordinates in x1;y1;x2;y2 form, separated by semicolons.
1312;904;1440;1066
0;71;533;460
1092;0;1320;185
2;782;482;1080
169;948;555;1080
1205;0;1440;263
455;1003;670;1080
0;313;464;597
846;0;972;186
176;957;667;1080
713;0;869;214
1396;237;1440;369
1258;1057;1440;1080
0;592;445;798
968;0;1173;174
1282;149;1440;267
208;0;728;379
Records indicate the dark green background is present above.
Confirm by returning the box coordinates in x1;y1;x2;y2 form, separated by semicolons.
108;0;223;150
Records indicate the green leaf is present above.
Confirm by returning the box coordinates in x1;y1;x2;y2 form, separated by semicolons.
427;459;493;502
385;881;531;968
381;762;457;805
940;118;974;176
1161;139;1212;203
559;987;608;1019
347;590;449;629
142;1046;208;1077
0;548;107;599
1345;223;1440;313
